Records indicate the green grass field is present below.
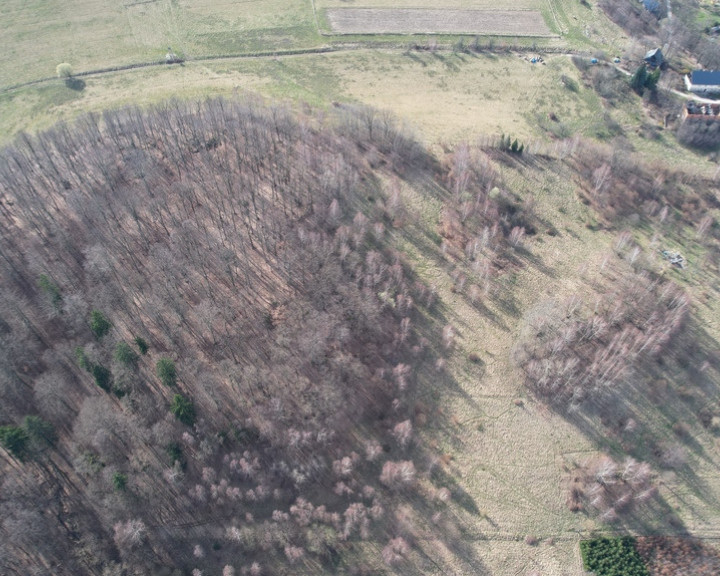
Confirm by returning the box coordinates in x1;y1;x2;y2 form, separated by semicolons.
0;0;625;91
0;0;320;88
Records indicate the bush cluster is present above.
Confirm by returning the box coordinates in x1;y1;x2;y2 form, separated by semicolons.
0;416;56;461
170;394;196;426
0;425;29;460
630;65;660;96
636;536;720;574
513;255;688;407
38;274;63;309
156;358;177;387
580;537;649;576
114;341;139;367
90;310;111;339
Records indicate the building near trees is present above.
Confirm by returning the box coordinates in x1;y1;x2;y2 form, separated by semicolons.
643;48;663;68
685;70;720;95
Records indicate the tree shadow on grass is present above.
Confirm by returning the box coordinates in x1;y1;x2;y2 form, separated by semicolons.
397;168;514;333
403;50;428;67
558;317;720;533
65;78;86;91
399;486;491;575
430;464;481;516
429;51;460;72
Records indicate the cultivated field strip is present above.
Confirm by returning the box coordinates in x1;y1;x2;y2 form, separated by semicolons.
326;8;553;36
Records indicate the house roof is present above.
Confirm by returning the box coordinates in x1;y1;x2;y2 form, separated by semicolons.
691;70;720;86
644;48;661;59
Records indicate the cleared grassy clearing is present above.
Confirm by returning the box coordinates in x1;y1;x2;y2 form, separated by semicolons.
340;52;600;143
383;162;602;576
325;8;552;36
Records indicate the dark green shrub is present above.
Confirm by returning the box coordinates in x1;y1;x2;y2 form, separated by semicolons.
156;358;177;387
92;364;112;391
111;384;127;399
114;341;138;367
82;452;105;475
645;68;660;91
23;415;56;448
134;336;149;355
90;310;111;339
500;134;524;155
630;65;661;95
38;274;62;309
630;65;648;95
170;394;196;426
0;425;29;460
75;346;91;372
580;537;649;576
112;472;127;491
166;442;186;469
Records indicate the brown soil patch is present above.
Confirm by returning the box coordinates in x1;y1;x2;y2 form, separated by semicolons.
325;8;553;36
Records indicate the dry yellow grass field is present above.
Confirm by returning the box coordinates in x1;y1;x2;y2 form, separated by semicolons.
3;47;718;184
388;155;720;575
7;43;712;171
0;51;598;145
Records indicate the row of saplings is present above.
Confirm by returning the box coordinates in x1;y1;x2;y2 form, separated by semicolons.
581;536;720;576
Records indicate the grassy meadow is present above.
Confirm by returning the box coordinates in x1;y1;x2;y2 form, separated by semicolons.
2;51;608;148
2;2;720;576
0;0;320;88
1;0;625;91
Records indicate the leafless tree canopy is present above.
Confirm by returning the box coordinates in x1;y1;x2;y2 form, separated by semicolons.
0;98;437;575
513;256;688;407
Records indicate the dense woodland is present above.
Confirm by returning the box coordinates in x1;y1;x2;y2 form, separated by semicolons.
0;98;447;575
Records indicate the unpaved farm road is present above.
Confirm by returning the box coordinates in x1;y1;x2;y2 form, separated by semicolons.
4;44;714;113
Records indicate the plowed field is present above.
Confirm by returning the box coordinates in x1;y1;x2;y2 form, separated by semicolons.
325;8;553;36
